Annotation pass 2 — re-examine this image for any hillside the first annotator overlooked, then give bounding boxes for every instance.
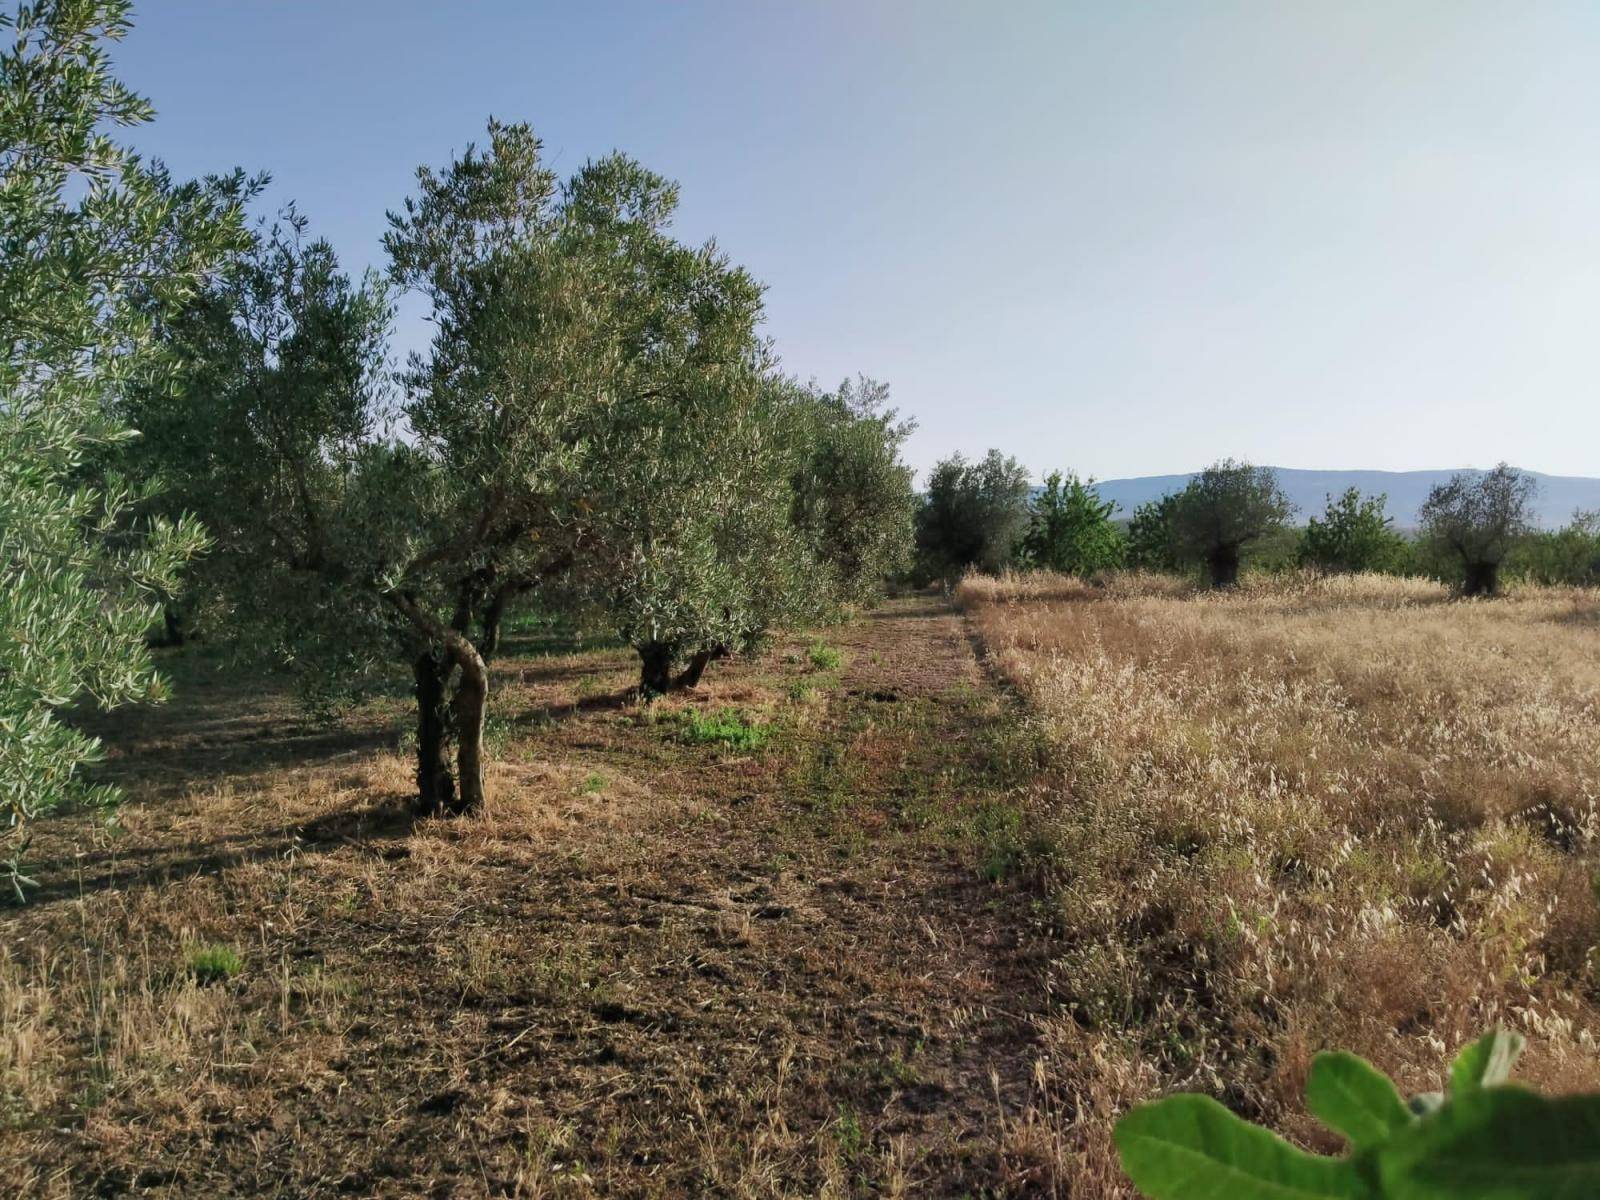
[1088,467,1600,527]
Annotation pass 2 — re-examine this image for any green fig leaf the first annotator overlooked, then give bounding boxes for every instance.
[1114,1094,1375,1200]
[1380,1086,1600,1199]
[1306,1051,1413,1150]
[1449,1030,1525,1096]
[1408,1091,1445,1118]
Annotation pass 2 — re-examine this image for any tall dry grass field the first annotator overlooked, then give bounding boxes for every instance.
[960,570,1600,1194]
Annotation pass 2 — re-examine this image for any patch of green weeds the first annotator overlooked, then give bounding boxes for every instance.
[186,943,243,984]
[807,640,844,670]
[675,707,772,751]
[482,713,517,757]
[834,1103,865,1160]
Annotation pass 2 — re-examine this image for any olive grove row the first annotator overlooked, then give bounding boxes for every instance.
[914,453,1560,595]
[1,2,916,890]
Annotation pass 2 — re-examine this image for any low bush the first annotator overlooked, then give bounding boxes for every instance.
[807,640,844,670]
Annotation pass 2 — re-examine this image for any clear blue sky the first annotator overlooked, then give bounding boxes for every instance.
[113,1,1600,482]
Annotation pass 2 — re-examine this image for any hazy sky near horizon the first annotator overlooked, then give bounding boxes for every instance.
[114,1,1600,482]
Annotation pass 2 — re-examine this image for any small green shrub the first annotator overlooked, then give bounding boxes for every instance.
[1115,1029,1600,1198]
[676,707,772,751]
[807,640,844,670]
[186,944,244,984]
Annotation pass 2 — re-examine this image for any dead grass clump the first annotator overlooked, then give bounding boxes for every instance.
[959,568,1600,1193]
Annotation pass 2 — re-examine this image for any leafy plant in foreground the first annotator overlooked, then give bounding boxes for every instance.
[0,0,248,895]
[1115,1030,1600,1199]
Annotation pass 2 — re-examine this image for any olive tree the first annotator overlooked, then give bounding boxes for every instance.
[1169,460,1294,588]
[601,367,816,697]
[914,450,1033,582]
[0,0,248,890]
[1418,464,1536,596]
[146,124,683,816]
[120,209,392,651]
[788,375,917,610]
[516,154,811,697]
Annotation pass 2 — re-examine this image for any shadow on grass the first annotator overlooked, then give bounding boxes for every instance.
[865,598,953,621]
[511,685,640,729]
[14,799,418,909]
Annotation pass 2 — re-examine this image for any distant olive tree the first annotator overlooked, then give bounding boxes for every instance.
[0,0,248,893]
[1170,460,1294,588]
[789,376,917,610]
[1126,494,1182,572]
[914,450,1033,582]
[1418,464,1536,596]
[602,369,816,698]
[1017,472,1125,576]
[120,208,392,652]
[648,374,916,695]
[1298,488,1409,574]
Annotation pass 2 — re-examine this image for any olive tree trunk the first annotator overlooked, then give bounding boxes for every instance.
[638,641,675,698]
[1463,559,1500,597]
[446,634,489,814]
[1207,546,1241,589]
[477,595,506,659]
[391,589,501,817]
[413,651,456,817]
[675,648,713,689]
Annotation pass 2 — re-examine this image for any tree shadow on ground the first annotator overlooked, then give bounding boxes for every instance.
[15,799,417,909]
[866,599,952,621]
[511,686,641,730]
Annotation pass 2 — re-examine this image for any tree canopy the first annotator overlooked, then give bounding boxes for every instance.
[1169,460,1295,588]
[0,0,249,892]
[1418,464,1536,596]
[1298,488,1409,574]
[914,450,1033,582]
[1017,471,1125,576]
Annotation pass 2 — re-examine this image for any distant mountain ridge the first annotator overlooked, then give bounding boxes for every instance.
[1085,468,1600,528]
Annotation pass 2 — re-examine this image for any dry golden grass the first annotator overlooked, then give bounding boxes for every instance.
[960,568,1600,1194]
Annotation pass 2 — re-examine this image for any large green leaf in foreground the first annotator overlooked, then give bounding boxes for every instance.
[1378,1087,1600,1200]
[1305,1051,1413,1152]
[1117,1030,1600,1200]
[1113,1094,1375,1200]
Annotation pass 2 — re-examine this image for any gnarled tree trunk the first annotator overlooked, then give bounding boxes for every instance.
[637,641,675,698]
[1463,559,1500,597]
[1207,546,1241,589]
[447,635,488,814]
[413,651,456,817]
[675,644,729,689]
[676,648,713,689]
[478,590,508,659]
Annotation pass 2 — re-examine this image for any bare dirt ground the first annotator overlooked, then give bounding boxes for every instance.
[3,597,1058,1198]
